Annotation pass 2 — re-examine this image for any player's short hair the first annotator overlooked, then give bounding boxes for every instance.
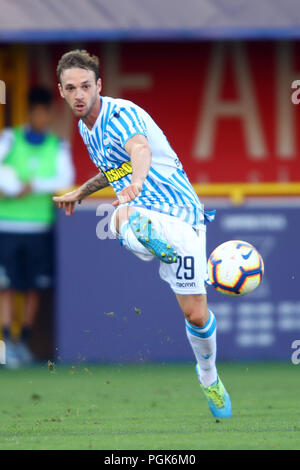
[57,50,100,84]
[28,86,53,108]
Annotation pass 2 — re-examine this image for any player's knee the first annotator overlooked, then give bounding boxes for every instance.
[114,206,136,234]
[180,295,209,327]
[184,309,208,327]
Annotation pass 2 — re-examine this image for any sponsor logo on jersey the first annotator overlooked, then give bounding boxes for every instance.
[104,162,132,183]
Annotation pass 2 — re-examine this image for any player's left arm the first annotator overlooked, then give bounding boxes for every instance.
[113,134,152,207]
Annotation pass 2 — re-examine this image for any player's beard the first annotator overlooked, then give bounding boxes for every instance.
[72,92,98,118]
[72,102,90,117]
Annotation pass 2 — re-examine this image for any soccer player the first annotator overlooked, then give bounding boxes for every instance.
[54,50,232,418]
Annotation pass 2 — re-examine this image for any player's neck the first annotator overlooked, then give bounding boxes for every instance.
[82,96,101,130]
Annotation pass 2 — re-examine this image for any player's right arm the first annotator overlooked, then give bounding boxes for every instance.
[53,170,109,216]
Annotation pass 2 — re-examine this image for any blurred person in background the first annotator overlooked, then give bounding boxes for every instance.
[0,86,75,368]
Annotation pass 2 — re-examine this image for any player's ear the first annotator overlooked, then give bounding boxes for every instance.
[97,78,102,95]
[58,83,65,99]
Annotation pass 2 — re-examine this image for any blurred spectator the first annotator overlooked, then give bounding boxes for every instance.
[0,86,75,367]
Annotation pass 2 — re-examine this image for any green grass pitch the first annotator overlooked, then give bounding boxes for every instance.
[0,361,299,450]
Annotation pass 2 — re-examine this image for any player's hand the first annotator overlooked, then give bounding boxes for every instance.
[112,182,142,207]
[53,189,82,216]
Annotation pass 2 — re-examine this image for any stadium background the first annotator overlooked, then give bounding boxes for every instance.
[0,1,300,364]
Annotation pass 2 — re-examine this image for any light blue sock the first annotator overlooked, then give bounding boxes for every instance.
[185,311,218,387]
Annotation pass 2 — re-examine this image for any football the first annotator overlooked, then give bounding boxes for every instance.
[207,240,264,296]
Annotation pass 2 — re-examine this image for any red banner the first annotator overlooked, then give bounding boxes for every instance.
[56,42,300,183]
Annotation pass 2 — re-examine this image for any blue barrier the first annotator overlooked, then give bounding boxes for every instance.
[56,199,300,362]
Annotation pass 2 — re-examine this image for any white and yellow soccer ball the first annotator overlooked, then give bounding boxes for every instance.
[207,240,264,296]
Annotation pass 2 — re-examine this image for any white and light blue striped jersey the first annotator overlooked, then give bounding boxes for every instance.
[78,96,212,226]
